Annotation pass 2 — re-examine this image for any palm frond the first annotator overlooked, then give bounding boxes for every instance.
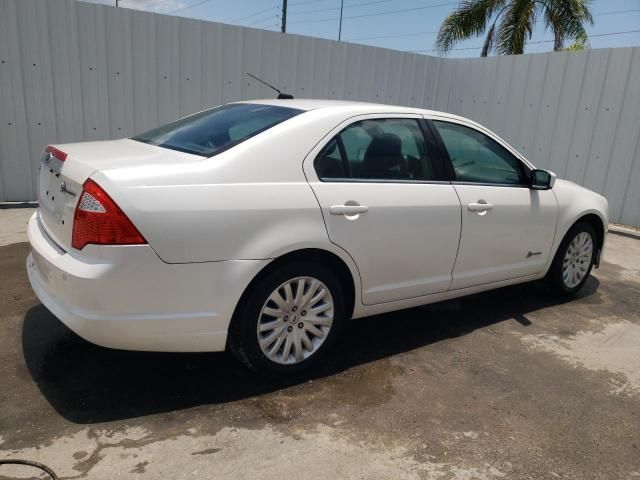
[544,0,593,50]
[497,0,537,55]
[435,0,593,56]
[435,0,508,54]
[561,31,589,51]
[481,22,497,56]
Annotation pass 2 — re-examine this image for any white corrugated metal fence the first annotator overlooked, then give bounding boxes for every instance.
[1,0,639,225]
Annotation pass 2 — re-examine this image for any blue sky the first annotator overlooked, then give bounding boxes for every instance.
[83,0,640,57]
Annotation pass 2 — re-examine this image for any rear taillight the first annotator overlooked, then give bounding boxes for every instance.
[72,179,146,250]
[45,145,68,162]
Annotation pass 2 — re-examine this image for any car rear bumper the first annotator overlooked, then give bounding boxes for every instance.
[26,211,269,352]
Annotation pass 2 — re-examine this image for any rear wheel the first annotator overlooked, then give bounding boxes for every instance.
[547,222,597,295]
[229,262,345,375]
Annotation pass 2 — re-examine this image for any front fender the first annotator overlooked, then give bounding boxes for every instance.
[547,179,609,269]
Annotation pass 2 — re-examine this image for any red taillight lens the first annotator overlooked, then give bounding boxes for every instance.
[46,145,68,162]
[72,179,146,250]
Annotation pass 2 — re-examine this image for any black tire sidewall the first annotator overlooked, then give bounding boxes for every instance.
[549,222,597,295]
[229,262,345,375]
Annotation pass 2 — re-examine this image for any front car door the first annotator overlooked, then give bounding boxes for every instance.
[428,118,559,290]
[304,114,461,305]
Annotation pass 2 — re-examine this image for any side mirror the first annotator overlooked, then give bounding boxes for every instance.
[530,169,556,190]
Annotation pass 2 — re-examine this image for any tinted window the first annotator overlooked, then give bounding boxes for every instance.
[433,121,526,185]
[132,103,302,157]
[316,118,436,181]
[316,138,346,178]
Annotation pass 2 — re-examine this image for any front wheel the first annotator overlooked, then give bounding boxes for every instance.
[228,262,345,375]
[546,222,597,295]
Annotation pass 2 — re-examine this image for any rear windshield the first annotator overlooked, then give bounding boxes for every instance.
[132,103,303,157]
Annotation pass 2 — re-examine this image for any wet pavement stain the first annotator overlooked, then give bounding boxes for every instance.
[191,448,221,456]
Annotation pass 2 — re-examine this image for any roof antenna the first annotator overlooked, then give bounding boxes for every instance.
[246,72,294,99]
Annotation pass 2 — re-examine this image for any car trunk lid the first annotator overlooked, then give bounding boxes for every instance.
[37,139,203,251]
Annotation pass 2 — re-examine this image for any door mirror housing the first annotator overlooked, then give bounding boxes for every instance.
[529,169,556,190]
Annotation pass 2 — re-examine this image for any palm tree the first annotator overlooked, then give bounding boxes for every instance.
[435,0,593,57]
[561,31,589,51]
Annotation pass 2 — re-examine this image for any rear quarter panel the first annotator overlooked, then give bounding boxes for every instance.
[91,109,357,264]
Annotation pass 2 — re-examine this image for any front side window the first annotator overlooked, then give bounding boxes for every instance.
[132,103,302,157]
[315,118,437,181]
[433,121,526,185]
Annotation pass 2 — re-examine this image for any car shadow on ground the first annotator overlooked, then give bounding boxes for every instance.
[22,277,599,424]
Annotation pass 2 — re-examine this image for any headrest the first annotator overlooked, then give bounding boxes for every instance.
[363,133,403,176]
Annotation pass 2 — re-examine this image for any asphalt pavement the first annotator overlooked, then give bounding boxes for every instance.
[1,208,639,479]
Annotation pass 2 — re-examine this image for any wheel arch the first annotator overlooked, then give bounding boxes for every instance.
[552,211,607,270]
[573,213,606,266]
[226,248,359,349]
[550,179,608,270]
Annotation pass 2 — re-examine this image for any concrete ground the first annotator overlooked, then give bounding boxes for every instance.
[1,208,639,480]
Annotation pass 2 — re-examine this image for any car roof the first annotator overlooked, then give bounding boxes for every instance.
[234,98,535,170]
[235,98,448,117]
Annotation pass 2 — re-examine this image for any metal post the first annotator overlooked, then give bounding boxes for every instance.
[115,0,119,7]
[338,0,344,41]
[281,0,287,33]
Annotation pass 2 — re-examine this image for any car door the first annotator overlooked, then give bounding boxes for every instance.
[304,114,461,305]
[429,118,558,290]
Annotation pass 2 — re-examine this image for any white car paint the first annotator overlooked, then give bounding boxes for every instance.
[27,99,609,352]
[27,210,269,352]
[450,184,558,290]
[304,114,461,304]
[310,181,461,305]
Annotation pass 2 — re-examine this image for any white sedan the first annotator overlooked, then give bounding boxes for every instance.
[27,99,608,374]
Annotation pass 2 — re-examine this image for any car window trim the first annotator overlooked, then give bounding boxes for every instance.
[450,180,531,188]
[335,135,352,177]
[425,118,531,187]
[311,178,453,185]
[421,119,455,181]
[314,116,450,183]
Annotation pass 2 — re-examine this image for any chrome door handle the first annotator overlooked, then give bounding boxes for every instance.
[330,205,369,215]
[467,202,493,212]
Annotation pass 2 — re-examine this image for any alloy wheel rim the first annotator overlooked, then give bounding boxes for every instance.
[562,232,593,288]
[257,276,334,365]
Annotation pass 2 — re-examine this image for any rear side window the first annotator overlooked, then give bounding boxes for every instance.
[315,118,437,181]
[132,103,303,157]
[433,121,526,185]
[316,138,347,178]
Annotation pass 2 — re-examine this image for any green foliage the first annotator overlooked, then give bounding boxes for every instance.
[561,32,590,51]
[435,0,593,56]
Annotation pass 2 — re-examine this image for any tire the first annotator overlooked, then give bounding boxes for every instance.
[546,222,597,296]
[228,261,345,375]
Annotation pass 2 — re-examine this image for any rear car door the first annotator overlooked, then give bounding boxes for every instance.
[304,114,461,305]
[429,118,558,290]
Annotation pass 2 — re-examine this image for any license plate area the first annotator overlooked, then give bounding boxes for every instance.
[31,247,54,286]
[39,154,65,218]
